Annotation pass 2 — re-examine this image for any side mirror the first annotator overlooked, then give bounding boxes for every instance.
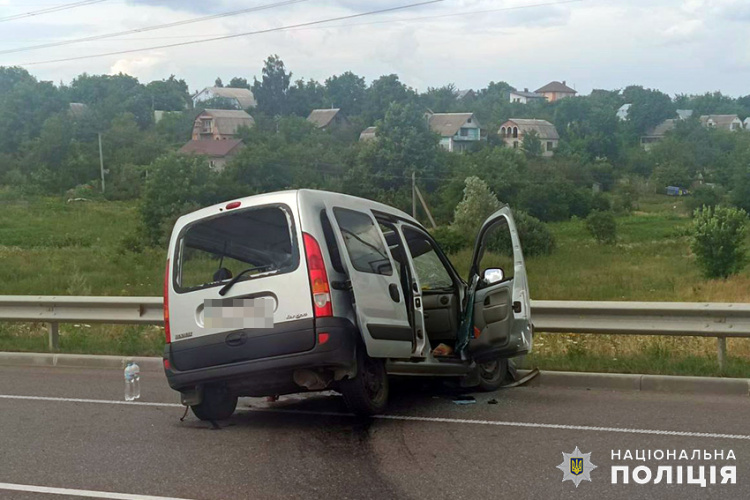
[483,268,504,284]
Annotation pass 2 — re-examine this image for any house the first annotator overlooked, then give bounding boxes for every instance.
[745,117,750,130]
[456,89,475,100]
[617,104,631,121]
[307,108,351,129]
[191,109,254,141]
[426,112,482,152]
[535,81,577,102]
[359,126,377,142]
[179,139,244,171]
[498,119,559,157]
[699,114,744,132]
[676,109,694,120]
[192,87,256,110]
[641,119,677,151]
[509,89,546,104]
[68,102,88,118]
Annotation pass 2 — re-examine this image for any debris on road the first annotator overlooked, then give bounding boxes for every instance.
[452,395,476,405]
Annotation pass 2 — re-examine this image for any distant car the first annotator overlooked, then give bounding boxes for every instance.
[163,189,532,419]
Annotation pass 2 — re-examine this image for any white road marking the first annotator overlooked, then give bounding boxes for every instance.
[2,393,750,441]
[0,482,194,499]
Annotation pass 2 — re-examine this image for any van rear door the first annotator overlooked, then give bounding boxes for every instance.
[167,200,314,371]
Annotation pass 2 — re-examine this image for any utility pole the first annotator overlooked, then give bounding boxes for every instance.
[412,171,416,218]
[98,132,105,193]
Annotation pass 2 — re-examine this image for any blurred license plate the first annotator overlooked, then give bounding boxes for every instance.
[204,298,274,329]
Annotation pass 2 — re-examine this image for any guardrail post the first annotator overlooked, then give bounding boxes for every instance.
[717,336,727,372]
[47,322,59,351]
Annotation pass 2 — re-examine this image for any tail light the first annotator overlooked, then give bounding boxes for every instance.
[302,232,332,318]
[163,259,171,344]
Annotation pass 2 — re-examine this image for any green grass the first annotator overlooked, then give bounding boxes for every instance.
[0,193,748,377]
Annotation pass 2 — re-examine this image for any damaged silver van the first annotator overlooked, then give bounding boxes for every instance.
[163,189,532,419]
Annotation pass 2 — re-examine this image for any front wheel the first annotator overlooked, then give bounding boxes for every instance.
[340,348,389,416]
[476,357,510,392]
[190,384,238,421]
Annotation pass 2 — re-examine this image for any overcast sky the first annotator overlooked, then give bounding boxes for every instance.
[1,0,748,97]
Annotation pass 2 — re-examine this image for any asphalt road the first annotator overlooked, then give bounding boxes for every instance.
[0,365,748,500]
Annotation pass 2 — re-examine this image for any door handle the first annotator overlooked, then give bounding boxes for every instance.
[388,283,401,303]
[512,301,522,313]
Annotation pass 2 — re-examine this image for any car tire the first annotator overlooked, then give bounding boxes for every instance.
[340,348,389,416]
[476,357,510,392]
[190,384,238,421]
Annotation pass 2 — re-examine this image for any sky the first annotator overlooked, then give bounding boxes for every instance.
[0,0,749,97]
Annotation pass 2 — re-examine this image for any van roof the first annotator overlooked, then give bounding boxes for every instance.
[173,189,421,228]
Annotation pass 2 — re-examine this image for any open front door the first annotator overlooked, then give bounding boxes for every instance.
[327,206,414,359]
[468,208,532,359]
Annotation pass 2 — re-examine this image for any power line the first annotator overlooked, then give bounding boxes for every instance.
[0,0,108,23]
[5,0,585,47]
[19,0,443,66]
[0,0,311,56]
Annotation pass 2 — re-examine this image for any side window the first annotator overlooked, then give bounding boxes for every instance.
[477,216,515,282]
[402,227,454,291]
[320,211,344,273]
[333,208,393,276]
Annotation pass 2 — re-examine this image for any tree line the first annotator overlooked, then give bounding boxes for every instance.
[1,56,750,254]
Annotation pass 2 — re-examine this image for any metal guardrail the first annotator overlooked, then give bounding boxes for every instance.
[0,297,748,369]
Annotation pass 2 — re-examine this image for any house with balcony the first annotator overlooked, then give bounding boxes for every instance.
[499,119,559,157]
[191,109,254,141]
[427,112,481,152]
[192,86,256,110]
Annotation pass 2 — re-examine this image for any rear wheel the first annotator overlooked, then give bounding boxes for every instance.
[190,384,238,421]
[477,357,509,392]
[340,348,389,416]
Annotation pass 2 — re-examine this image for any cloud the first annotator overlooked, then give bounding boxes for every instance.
[124,0,221,14]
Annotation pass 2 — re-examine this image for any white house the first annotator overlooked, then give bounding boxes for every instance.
[427,112,482,152]
[192,87,256,110]
[509,89,546,104]
[700,114,744,132]
[745,117,750,130]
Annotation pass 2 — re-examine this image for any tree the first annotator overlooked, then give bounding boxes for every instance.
[351,102,440,195]
[452,176,501,239]
[420,85,457,112]
[146,75,189,111]
[691,206,748,279]
[522,130,543,157]
[287,78,326,117]
[140,153,222,245]
[67,73,152,128]
[214,77,223,87]
[622,85,675,135]
[363,74,414,124]
[252,54,292,116]
[325,71,366,115]
[228,77,250,90]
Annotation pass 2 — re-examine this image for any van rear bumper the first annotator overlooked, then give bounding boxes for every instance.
[163,317,357,392]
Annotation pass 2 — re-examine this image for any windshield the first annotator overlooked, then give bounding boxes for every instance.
[175,205,298,292]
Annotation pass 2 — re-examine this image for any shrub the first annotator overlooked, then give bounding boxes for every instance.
[685,185,723,215]
[430,226,469,254]
[486,210,556,257]
[691,206,748,279]
[585,210,617,244]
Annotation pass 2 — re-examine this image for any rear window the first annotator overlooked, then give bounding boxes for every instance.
[175,204,298,292]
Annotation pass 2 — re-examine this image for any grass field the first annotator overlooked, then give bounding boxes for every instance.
[0,193,748,376]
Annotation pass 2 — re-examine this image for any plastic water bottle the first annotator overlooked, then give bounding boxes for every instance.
[124,362,140,401]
